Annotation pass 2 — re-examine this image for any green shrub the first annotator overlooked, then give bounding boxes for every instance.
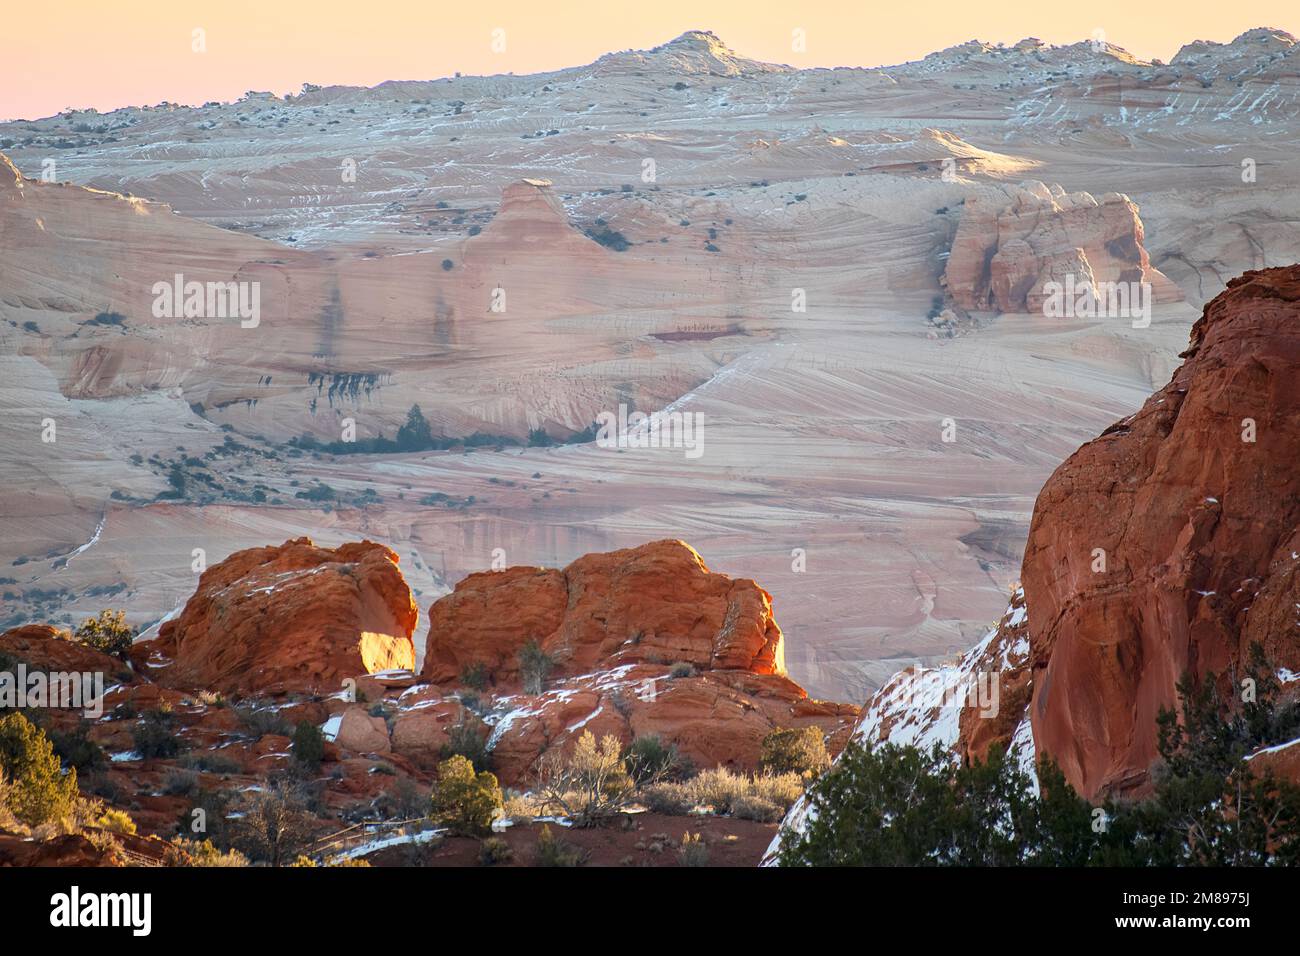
[624,734,679,785]
[459,661,488,691]
[235,705,290,739]
[46,722,105,772]
[441,718,491,773]
[584,225,630,252]
[759,726,830,777]
[533,823,587,866]
[668,661,694,679]
[478,836,514,865]
[430,755,502,836]
[74,609,135,658]
[292,721,325,770]
[132,709,184,759]
[0,711,79,826]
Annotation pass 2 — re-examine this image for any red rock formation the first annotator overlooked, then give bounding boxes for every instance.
[956,587,1032,765]
[422,539,784,684]
[1024,266,1300,800]
[420,540,856,784]
[0,828,174,867]
[137,538,417,696]
[943,180,1181,313]
[333,707,392,754]
[0,624,135,681]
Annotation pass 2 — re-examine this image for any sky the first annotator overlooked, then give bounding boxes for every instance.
[3,0,1295,120]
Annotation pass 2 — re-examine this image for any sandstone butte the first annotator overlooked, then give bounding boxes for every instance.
[889,266,1300,802]
[1023,265,1300,800]
[422,538,786,682]
[942,180,1182,314]
[133,537,418,696]
[419,539,857,783]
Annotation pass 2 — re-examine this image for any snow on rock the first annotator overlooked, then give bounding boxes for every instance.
[765,587,1034,864]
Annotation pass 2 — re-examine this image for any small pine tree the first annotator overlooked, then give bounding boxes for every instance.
[132,709,183,760]
[624,734,679,785]
[292,721,325,771]
[430,754,502,836]
[395,404,433,451]
[0,712,79,826]
[231,780,317,867]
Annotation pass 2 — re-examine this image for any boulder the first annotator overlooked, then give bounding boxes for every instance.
[333,707,391,754]
[420,541,858,785]
[422,539,784,684]
[137,538,417,696]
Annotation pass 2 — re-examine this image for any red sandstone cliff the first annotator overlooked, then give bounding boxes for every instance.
[847,266,1300,804]
[1023,265,1300,799]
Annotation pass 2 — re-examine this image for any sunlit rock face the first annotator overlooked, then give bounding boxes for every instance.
[944,181,1182,314]
[419,539,857,785]
[135,537,417,696]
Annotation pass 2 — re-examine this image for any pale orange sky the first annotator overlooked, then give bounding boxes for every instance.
[3,0,1295,120]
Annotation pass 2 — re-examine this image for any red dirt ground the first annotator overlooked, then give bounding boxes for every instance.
[364,813,777,867]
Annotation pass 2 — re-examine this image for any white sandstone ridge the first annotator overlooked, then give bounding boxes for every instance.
[942,180,1183,315]
[763,588,1037,864]
[908,35,1153,74]
[595,30,795,77]
[1172,27,1297,65]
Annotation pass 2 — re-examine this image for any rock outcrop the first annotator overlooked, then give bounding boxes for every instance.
[770,266,1300,861]
[422,539,784,684]
[943,181,1181,313]
[419,540,856,783]
[1023,266,1300,800]
[136,538,417,696]
[0,624,135,681]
